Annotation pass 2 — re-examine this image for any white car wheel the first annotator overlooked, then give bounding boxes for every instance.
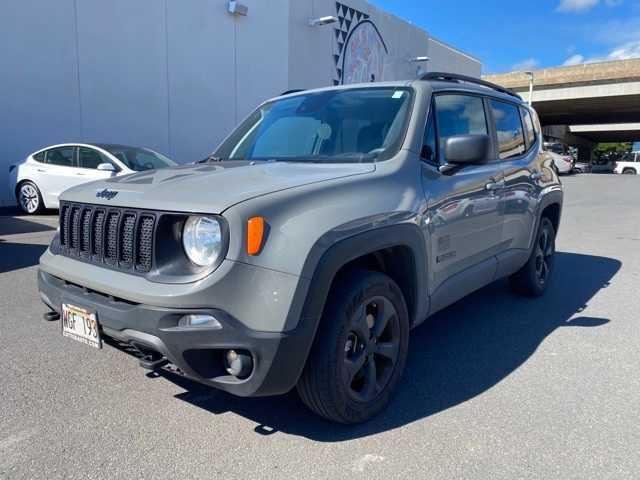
[18,182,43,214]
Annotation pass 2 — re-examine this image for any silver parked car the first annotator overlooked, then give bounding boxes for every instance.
[38,73,563,424]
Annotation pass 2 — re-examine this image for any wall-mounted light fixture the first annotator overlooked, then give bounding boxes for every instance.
[308,16,339,27]
[228,1,248,16]
[409,56,430,78]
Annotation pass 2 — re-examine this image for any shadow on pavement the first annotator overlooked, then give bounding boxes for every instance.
[0,215,56,236]
[139,251,621,441]
[0,214,55,273]
[0,239,48,274]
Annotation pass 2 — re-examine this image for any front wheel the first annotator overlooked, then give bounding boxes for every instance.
[17,181,44,215]
[297,270,409,424]
[510,217,556,297]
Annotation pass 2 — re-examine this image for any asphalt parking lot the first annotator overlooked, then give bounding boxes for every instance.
[1,175,639,479]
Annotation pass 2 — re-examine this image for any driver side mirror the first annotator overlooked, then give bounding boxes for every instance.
[97,163,116,172]
[444,134,490,165]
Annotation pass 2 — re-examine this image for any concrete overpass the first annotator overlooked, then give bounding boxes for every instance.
[484,59,640,146]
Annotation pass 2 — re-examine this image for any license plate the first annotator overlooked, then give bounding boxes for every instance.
[61,304,102,349]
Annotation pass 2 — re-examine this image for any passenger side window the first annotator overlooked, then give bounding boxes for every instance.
[78,147,110,169]
[421,109,438,165]
[45,147,75,167]
[521,108,536,149]
[434,95,487,163]
[33,152,45,163]
[490,100,526,160]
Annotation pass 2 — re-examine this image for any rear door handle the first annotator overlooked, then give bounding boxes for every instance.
[485,179,505,191]
[37,169,47,173]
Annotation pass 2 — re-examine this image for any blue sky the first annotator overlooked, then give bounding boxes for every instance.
[369,0,640,73]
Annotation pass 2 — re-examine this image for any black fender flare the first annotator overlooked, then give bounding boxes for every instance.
[529,188,563,252]
[260,222,428,395]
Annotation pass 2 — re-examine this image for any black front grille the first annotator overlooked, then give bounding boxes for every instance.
[58,202,157,273]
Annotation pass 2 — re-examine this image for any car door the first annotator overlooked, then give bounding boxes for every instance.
[421,93,505,313]
[35,146,79,207]
[489,101,541,277]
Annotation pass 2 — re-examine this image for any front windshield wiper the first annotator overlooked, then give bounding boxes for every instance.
[196,155,225,164]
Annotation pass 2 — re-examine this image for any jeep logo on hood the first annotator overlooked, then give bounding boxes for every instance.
[96,189,119,200]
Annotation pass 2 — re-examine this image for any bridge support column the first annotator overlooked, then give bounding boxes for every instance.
[577,146,593,163]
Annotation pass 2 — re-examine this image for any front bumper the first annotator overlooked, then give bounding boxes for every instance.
[38,270,317,397]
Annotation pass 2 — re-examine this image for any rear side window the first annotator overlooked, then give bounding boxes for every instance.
[521,108,536,149]
[78,147,110,169]
[490,100,526,160]
[434,95,487,161]
[45,147,75,167]
[33,152,45,163]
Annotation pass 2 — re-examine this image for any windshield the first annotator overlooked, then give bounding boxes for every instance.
[100,146,176,171]
[213,87,413,163]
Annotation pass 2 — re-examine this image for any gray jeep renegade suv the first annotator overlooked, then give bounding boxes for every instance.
[38,73,563,424]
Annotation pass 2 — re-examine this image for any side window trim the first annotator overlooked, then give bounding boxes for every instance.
[483,96,499,162]
[421,98,440,167]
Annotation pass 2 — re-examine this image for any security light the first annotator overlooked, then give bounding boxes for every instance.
[308,16,339,27]
[228,1,248,16]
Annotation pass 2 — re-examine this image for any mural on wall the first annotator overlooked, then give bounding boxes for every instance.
[333,2,388,85]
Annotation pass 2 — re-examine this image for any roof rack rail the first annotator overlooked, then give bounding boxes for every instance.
[281,89,306,96]
[420,72,522,100]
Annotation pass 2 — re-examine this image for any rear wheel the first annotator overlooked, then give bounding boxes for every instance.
[510,217,556,297]
[297,270,409,424]
[623,168,637,175]
[17,181,44,215]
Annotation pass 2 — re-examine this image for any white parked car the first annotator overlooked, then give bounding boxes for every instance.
[544,142,574,174]
[8,143,176,214]
[613,152,639,175]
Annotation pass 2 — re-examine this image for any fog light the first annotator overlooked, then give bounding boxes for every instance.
[224,350,253,379]
[178,314,222,329]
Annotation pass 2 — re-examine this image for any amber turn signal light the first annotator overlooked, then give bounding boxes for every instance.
[247,217,265,255]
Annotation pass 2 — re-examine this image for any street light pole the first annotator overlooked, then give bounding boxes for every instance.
[524,71,534,106]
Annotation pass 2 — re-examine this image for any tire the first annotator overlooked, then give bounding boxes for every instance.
[623,169,636,175]
[510,217,556,297]
[297,269,410,424]
[17,181,44,215]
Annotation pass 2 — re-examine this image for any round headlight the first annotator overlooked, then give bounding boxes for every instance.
[182,216,223,267]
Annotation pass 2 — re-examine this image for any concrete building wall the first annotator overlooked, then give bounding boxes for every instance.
[0,0,480,206]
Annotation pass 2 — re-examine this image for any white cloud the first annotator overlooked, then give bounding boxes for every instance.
[561,40,640,66]
[557,0,599,12]
[511,58,539,71]
[557,0,623,13]
[607,40,640,60]
[563,54,586,65]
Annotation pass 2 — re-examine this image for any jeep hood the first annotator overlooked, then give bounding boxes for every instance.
[60,161,376,213]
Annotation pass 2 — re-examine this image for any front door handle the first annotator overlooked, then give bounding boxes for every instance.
[485,179,505,192]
